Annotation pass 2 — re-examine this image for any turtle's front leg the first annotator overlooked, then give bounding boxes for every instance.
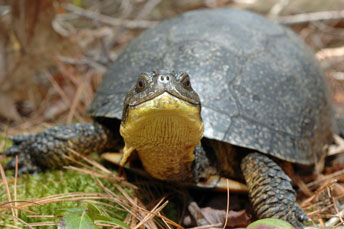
[241,153,309,227]
[1,122,117,174]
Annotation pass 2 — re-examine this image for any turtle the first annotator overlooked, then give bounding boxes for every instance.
[1,8,336,227]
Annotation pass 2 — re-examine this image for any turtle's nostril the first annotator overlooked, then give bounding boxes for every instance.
[159,75,170,83]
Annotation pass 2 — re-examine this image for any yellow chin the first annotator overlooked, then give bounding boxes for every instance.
[120,92,204,181]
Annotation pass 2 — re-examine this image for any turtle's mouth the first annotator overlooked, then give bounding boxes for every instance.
[119,92,204,181]
[125,92,201,122]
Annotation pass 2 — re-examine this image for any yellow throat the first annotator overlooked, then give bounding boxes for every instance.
[120,92,204,181]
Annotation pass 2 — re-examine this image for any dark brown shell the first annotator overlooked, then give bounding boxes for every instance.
[88,9,334,165]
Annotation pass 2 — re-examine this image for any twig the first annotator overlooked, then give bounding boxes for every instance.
[269,0,289,16]
[325,204,344,226]
[45,70,84,123]
[273,10,344,25]
[316,46,344,62]
[334,201,344,225]
[28,221,58,227]
[13,156,18,220]
[0,163,15,219]
[64,3,158,29]
[0,223,20,228]
[306,169,344,188]
[188,201,210,226]
[223,179,230,228]
[0,214,32,228]
[133,197,166,229]
[66,147,112,175]
[66,76,84,124]
[328,135,344,156]
[190,223,223,229]
[330,72,344,81]
[136,0,161,20]
[294,175,313,197]
[57,56,107,73]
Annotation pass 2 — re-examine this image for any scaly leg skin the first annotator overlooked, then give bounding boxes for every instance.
[1,122,116,174]
[241,153,309,228]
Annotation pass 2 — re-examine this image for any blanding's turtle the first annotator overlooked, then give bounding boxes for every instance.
[2,9,335,227]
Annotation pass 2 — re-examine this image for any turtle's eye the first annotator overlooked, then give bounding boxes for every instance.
[136,76,147,92]
[181,74,191,89]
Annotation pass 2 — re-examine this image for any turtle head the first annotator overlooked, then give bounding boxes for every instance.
[119,71,204,181]
[121,71,201,122]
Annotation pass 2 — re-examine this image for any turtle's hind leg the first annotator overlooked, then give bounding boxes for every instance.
[241,153,309,227]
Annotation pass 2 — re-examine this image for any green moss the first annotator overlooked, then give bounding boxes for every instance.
[0,135,12,149]
[0,169,133,227]
[0,136,12,166]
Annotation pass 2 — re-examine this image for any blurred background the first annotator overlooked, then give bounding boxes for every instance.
[0,1,344,227]
[0,0,343,134]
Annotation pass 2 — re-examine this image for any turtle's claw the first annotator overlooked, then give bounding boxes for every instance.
[3,144,20,156]
[2,133,50,173]
[1,134,33,156]
[9,134,32,144]
[296,205,310,223]
[4,156,17,170]
[4,152,41,174]
[2,122,116,174]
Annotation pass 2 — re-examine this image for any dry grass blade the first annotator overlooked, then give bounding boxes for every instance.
[96,181,140,221]
[113,183,183,228]
[301,179,344,226]
[302,180,337,208]
[223,179,230,229]
[63,155,95,172]
[317,47,344,62]
[28,221,57,227]
[133,198,167,229]
[46,70,71,108]
[135,202,184,229]
[66,76,84,124]
[64,3,158,29]
[331,195,344,226]
[0,163,14,218]
[328,135,344,156]
[157,210,172,229]
[64,148,137,188]
[14,192,111,209]
[95,175,181,228]
[274,10,344,24]
[190,223,223,229]
[0,214,32,228]
[45,70,84,123]
[294,175,313,197]
[66,147,113,175]
[13,156,18,220]
[136,0,161,20]
[0,223,21,229]
[306,169,344,189]
[0,202,38,215]
[0,122,10,150]
[326,207,344,227]
[26,215,55,218]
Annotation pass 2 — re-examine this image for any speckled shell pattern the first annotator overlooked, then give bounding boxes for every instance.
[88,9,334,165]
